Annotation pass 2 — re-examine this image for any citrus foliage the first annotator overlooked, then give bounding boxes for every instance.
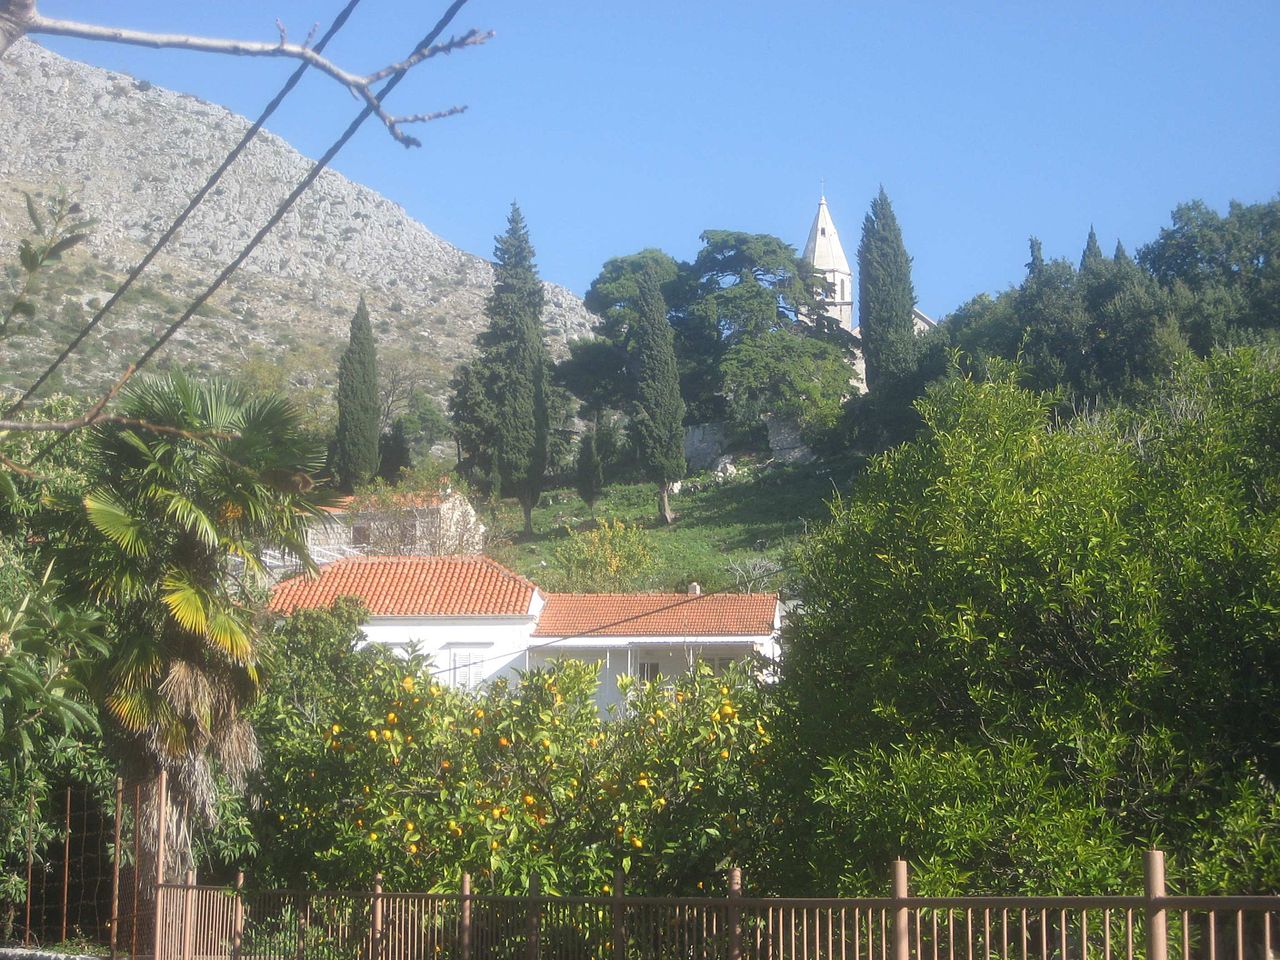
[775,350,1280,894]
[550,519,656,593]
[251,606,772,894]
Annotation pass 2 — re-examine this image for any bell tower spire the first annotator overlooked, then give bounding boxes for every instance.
[802,194,853,331]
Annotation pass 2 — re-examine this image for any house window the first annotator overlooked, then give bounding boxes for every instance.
[351,523,370,546]
[448,648,486,690]
[637,661,661,683]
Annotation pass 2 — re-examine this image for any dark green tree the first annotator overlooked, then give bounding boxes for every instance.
[1114,239,1133,266]
[333,298,379,492]
[1080,225,1105,272]
[857,188,918,393]
[630,269,686,524]
[377,418,413,483]
[1027,237,1045,276]
[574,428,604,515]
[480,202,549,536]
[448,360,496,484]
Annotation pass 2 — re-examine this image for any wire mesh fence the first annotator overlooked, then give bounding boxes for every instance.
[1,777,157,956]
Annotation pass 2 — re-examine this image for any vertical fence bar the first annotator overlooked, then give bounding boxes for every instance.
[371,873,383,960]
[111,777,123,960]
[152,770,168,960]
[232,872,244,960]
[130,783,141,960]
[181,869,195,960]
[527,875,541,960]
[729,867,743,960]
[612,869,625,960]
[893,861,910,960]
[1146,851,1168,960]
[460,873,472,960]
[24,792,35,947]
[61,785,72,943]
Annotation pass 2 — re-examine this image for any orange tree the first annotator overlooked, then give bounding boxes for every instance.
[248,605,774,894]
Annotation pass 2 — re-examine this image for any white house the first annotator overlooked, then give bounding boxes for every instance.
[268,555,782,712]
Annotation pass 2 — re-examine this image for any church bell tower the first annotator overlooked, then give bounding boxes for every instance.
[802,195,854,331]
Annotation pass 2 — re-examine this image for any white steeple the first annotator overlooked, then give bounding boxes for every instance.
[802,195,854,331]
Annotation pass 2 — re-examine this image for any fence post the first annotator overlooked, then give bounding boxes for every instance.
[23,792,34,947]
[1145,850,1168,960]
[892,859,910,960]
[232,872,244,960]
[181,869,195,960]
[61,785,72,943]
[111,777,123,960]
[371,873,384,960]
[728,867,743,960]
[527,875,541,960]
[152,770,168,960]
[460,872,472,960]
[612,869,626,960]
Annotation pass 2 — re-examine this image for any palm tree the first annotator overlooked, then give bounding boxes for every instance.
[70,374,327,826]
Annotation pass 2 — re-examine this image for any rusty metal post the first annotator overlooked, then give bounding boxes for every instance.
[892,860,910,960]
[371,873,384,960]
[526,874,541,960]
[460,873,472,960]
[1146,850,1168,960]
[111,777,123,960]
[612,869,626,960]
[23,792,34,946]
[61,785,72,943]
[181,869,195,960]
[728,867,743,960]
[130,783,142,960]
[152,770,168,960]
[231,872,245,960]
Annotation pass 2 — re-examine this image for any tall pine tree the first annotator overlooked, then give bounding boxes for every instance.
[630,267,686,524]
[857,188,917,393]
[479,202,549,536]
[1080,225,1105,272]
[333,297,379,492]
[575,426,604,515]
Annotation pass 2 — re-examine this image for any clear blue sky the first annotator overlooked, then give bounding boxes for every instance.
[35,0,1280,318]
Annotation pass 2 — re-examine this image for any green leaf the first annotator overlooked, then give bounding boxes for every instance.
[83,492,150,556]
[46,233,89,259]
[23,191,43,234]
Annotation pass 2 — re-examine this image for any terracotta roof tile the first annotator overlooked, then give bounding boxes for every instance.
[269,556,537,617]
[533,593,779,638]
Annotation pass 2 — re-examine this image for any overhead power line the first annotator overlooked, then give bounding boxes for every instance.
[5,0,366,419]
[27,0,480,467]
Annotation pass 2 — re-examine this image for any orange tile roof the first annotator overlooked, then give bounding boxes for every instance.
[533,593,779,638]
[269,556,538,617]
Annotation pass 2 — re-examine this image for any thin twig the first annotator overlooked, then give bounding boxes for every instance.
[26,14,491,146]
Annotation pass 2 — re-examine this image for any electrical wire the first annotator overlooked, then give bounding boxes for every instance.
[4,0,366,419]
[26,0,474,467]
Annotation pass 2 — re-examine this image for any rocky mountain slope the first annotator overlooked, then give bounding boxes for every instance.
[0,40,595,417]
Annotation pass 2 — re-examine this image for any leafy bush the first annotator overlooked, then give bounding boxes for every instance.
[249,606,773,895]
[549,519,656,593]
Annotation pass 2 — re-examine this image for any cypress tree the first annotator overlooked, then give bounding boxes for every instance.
[1027,237,1045,277]
[479,202,549,536]
[333,297,379,492]
[1080,226,1105,272]
[575,427,604,515]
[857,187,917,393]
[1114,239,1134,267]
[630,267,686,524]
[377,418,413,483]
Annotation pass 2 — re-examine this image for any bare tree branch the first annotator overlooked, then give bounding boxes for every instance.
[1,1,490,146]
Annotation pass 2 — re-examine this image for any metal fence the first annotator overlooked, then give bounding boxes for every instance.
[153,855,1280,960]
[3,777,156,956]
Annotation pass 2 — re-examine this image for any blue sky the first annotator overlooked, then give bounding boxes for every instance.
[35,1,1280,318]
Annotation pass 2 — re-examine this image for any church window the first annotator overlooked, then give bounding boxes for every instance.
[839,279,845,299]
[820,227,826,237]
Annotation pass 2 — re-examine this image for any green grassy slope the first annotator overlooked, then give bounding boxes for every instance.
[484,456,863,595]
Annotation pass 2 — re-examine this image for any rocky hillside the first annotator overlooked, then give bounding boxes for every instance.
[0,40,595,417]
